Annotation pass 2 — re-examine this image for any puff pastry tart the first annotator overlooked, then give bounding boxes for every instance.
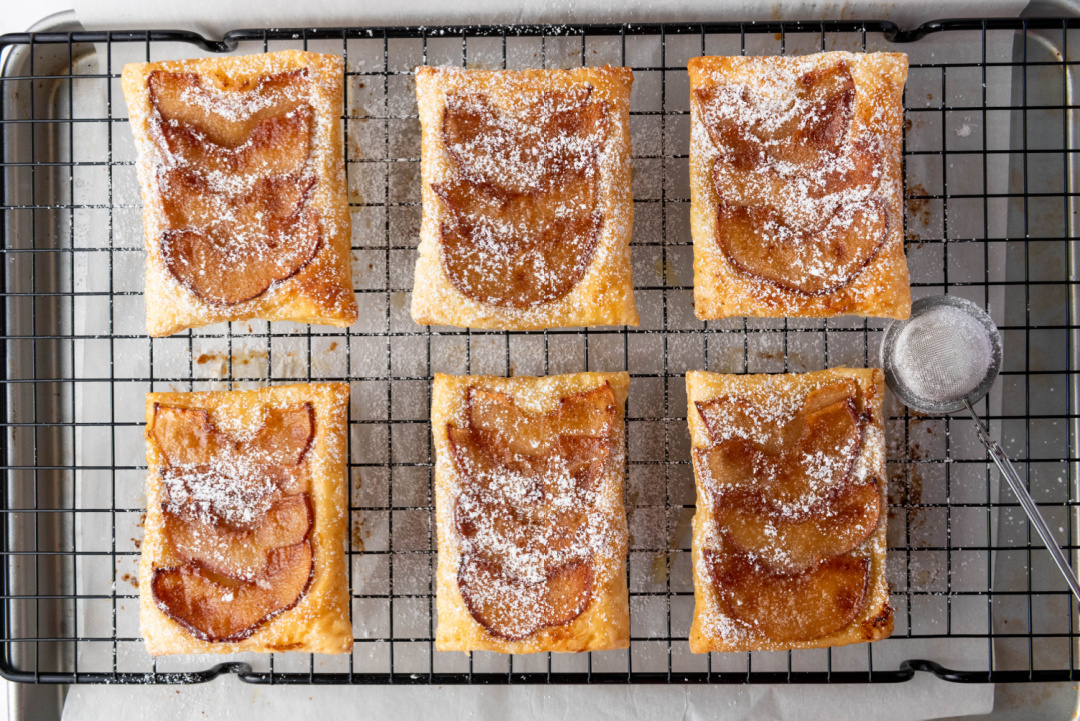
[432,372,630,652]
[140,383,352,655]
[122,50,357,337]
[689,52,910,320]
[686,368,893,652]
[411,67,638,330]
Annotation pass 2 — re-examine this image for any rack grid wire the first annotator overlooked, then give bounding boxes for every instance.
[0,17,1077,685]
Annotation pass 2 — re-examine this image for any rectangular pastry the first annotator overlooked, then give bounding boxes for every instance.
[411,66,638,330]
[139,383,353,655]
[688,52,910,320]
[686,368,893,652]
[432,372,630,652]
[122,50,358,337]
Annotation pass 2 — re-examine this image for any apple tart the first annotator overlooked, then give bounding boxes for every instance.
[686,368,893,652]
[688,52,910,320]
[139,383,352,655]
[432,372,630,653]
[122,50,357,337]
[411,67,638,330]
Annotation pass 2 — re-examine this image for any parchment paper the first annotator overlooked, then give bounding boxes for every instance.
[56,0,1034,718]
[69,0,1030,38]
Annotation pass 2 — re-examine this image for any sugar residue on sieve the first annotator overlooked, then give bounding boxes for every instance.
[892,304,994,405]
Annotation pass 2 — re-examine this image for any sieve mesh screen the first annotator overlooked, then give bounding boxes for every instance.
[891,305,994,405]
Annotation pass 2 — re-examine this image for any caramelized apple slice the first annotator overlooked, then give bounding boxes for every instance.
[694,396,764,447]
[466,383,615,453]
[163,493,313,580]
[442,89,608,194]
[447,425,501,478]
[242,403,315,467]
[556,436,611,493]
[149,70,309,143]
[152,540,313,642]
[458,556,544,640]
[779,399,863,502]
[715,482,882,571]
[161,464,285,530]
[800,380,861,416]
[716,199,887,296]
[696,382,860,443]
[558,383,616,437]
[154,107,313,176]
[776,62,855,165]
[158,168,316,231]
[151,404,229,466]
[148,70,313,175]
[436,175,602,309]
[693,85,760,171]
[467,388,554,457]
[458,556,594,640]
[542,560,594,628]
[694,398,861,507]
[694,62,854,171]
[161,206,321,306]
[705,549,869,643]
[455,497,589,565]
[457,384,615,494]
[697,62,880,204]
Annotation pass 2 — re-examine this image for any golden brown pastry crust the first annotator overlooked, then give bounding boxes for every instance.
[432,372,630,653]
[122,50,357,337]
[686,368,893,653]
[411,67,638,330]
[689,53,910,320]
[140,383,353,655]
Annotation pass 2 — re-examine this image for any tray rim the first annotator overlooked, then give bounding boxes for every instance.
[0,15,1077,687]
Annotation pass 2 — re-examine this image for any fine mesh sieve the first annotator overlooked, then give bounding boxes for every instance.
[881,295,1001,414]
[881,295,1080,600]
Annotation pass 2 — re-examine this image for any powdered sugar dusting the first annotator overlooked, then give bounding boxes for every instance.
[162,463,280,530]
[446,381,625,642]
[690,53,907,317]
[123,51,356,335]
[436,87,607,309]
[412,67,636,329]
[690,372,889,647]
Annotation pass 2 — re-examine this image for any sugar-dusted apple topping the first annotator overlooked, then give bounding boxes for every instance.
[716,198,887,296]
[150,403,317,640]
[147,69,321,306]
[152,541,314,643]
[704,549,869,643]
[458,556,594,642]
[447,384,617,640]
[694,59,889,296]
[708,478,881,572]
[694,379,883,642]
[437,89,609,309]
[163,493,312,581]
[695,382,864,513]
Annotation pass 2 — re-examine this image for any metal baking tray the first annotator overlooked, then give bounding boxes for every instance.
[0,14,1078,694]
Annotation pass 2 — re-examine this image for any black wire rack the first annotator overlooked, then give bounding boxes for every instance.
[0,17,1077,686]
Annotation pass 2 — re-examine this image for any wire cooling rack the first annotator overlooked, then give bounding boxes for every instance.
[0,17,1077,685]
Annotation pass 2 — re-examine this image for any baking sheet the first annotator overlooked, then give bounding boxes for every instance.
[38,12,1042,718]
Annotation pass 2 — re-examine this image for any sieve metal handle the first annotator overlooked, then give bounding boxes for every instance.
[965,400,1080,601]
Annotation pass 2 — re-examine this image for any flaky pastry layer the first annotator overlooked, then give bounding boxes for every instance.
[412,67,638,330]
[139,383,353,655]
[432,372,630,653]
[122,50,357,337]
[689,52,910,320]
[686,368,893,652]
